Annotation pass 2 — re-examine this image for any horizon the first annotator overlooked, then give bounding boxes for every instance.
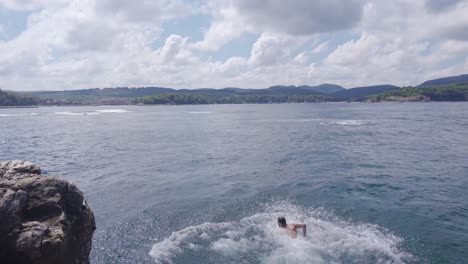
[1,0,468,91]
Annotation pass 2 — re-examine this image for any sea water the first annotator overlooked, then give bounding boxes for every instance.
[1,103,467,263]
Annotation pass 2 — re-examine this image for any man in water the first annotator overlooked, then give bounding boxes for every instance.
[277,217,307,238]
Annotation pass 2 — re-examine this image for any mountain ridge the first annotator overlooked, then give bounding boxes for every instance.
[419,74,468,86]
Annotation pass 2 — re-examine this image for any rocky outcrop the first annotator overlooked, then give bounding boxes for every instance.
[0,160,95,264]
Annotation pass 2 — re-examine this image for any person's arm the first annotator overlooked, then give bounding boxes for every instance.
[293,223,307,237]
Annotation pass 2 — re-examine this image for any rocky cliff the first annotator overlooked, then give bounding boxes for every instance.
[0,160,95,264]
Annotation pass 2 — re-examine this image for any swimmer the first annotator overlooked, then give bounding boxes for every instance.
[277,217,307,238]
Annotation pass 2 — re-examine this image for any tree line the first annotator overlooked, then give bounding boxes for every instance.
[368,84,468,102]
[0,89,38,106]
[132,94,333,105]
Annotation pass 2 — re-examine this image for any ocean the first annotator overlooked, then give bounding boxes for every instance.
[1,103,467,263]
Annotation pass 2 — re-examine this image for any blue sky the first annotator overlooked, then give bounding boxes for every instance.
[0,0,467,91]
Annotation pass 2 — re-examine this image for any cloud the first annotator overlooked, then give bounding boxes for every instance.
[0,0,67,10]
[230,0,365,35]
[294,52,308,64]
[312,42,329,54]
[94,0,191,23]
[216,56,248,77]
[193,0,365,51]
[249,33,305,66]
[1,0,468,91]
[307,0,468,87]
[425,0,463,12]
[191,8,244,51]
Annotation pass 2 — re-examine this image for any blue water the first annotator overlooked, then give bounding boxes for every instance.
[1,103,467,263]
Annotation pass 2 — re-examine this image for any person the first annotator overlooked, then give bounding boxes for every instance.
[277,217,307,238]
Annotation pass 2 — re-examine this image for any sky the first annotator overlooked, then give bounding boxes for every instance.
[0,0,468,91]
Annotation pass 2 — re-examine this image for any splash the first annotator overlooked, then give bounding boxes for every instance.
[149,202,411,264]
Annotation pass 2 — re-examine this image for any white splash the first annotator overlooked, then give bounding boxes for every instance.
[149,202,411,264]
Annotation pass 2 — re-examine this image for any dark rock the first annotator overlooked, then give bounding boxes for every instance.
[0,160,95,264]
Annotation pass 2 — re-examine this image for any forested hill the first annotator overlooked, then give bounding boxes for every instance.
[368,84,468,102]
[8,73,468,105]
[28,83,344,100]
[0,89,38,106]
[419,74,468,86]
[332,85,397,100]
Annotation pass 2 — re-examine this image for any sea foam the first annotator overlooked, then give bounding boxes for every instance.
[188,111,214,114]
[0,113,37,117]
[149,202,411,264]
[95,109,131,113]
[333,120,367,126]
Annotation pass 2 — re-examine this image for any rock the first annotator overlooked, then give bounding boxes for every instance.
[0,161,95,264]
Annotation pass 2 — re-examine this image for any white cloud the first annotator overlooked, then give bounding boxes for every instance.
[191,8,244,51]
[230,0,364,35]
[0,0,67,10]
[249,33,306,66]
[307,0,468,87]
[312,42,329,54]
[425,0,463,12]
[294,52,308,65]
[1,0,468,90]
[217,56,248,77]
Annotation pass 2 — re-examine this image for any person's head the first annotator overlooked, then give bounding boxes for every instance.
[277,217,287,228]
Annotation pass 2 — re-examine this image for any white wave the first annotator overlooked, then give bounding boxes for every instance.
[55,111,86,116]
[333,120,366,126]
[0,113,38,117]
[149,202,411,264]
[95,109,131,113]
[188,111,214,114]
[278,119,321,122]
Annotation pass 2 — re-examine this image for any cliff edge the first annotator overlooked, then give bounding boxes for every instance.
[0,160,95,264]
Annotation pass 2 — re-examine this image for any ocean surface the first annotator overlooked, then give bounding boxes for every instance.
[1,103,467,263]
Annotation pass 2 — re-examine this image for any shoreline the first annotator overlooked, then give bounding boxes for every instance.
[1,100,467,108]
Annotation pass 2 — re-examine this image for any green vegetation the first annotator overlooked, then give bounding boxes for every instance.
[133,93,332,105]
[136,94,214,105]
[368,84,468,102]
[9,73,468,105]
[0,89,38,106]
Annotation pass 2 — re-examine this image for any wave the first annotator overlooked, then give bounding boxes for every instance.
[0,113,38,117]
[333,120,368,126]
[55,111,89,116]
[188,111,215,114]
[149,202,411,264]
[278,119,321,122]
[95,109,131,113]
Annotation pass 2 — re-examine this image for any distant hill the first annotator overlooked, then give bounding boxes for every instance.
[300,83,345,94]
[369,84,468,102]
[332,85,398,100]
[26,85,331,102]
[419,74,468,86]
[28,87,176,100]
[264,84,344,94]
[0,89,38,106]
